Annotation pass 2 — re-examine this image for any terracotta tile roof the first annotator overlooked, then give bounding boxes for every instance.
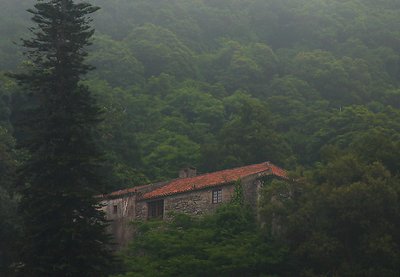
[141,161,287,200]
[268,163,287,179]
[98,184,151,199]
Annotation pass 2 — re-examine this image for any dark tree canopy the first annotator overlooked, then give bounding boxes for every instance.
[12,0,113,275]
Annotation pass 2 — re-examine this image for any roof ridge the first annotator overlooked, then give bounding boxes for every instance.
[100,161,286,200]
[141,161,283,200]
[173,161,270,181]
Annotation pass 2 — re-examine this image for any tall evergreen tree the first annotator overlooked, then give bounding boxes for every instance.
[12,1,113,275]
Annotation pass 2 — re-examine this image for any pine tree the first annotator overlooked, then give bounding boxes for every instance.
[12,1,113,275]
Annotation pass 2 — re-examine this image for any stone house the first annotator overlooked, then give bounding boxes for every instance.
[100,161,287,248]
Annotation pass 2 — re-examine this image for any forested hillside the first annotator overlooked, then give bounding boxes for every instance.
[1,0,400,275]
[1,0,400,185]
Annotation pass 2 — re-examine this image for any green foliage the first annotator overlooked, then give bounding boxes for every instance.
[0,125,16,190]
[124,24,196,79]
[87,35,145,88]
[0,186,21,275]
[202,40,279,93]
[260,157,400,276]
[0,121,20,275]
[11,1,114,275]
[289,50,371,105]
[205,92,293,170]
[0,0,394,183]
[116,203,286,277]
[231,179,244,205]
[142,129,201,180]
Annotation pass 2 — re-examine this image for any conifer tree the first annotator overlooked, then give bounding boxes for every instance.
[12,1,113,275]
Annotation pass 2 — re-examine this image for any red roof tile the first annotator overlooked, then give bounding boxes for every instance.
[268,163,287,179]
[98,183,152,199]
[141,161,287,200]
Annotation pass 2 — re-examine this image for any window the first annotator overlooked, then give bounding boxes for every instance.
[113,205,118,214]
[148,200,164,219]
[212,189,222,204]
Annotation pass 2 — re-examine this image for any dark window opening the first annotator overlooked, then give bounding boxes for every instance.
[212,189,222,204]
[148,200,164,219]
[113,205,118,214]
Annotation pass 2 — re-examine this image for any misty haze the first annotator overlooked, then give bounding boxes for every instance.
[1,0,400,276]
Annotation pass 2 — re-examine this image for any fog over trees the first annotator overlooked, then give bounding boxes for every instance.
[0,0,399,276]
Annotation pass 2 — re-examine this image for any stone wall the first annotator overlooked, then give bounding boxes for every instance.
[102,173,271,248]
[101,194,136,249]
[135,200,147,220]
[241,175,264,210]
[136,176,265,220]
[164,184,235,218]
[136,185,235,220]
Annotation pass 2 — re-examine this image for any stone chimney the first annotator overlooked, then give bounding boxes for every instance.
[179,167,197,178]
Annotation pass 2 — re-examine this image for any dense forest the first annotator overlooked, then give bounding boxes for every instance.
[1,0,400,276]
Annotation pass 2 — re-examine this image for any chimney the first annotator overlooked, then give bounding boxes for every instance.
[179,167,197,178]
